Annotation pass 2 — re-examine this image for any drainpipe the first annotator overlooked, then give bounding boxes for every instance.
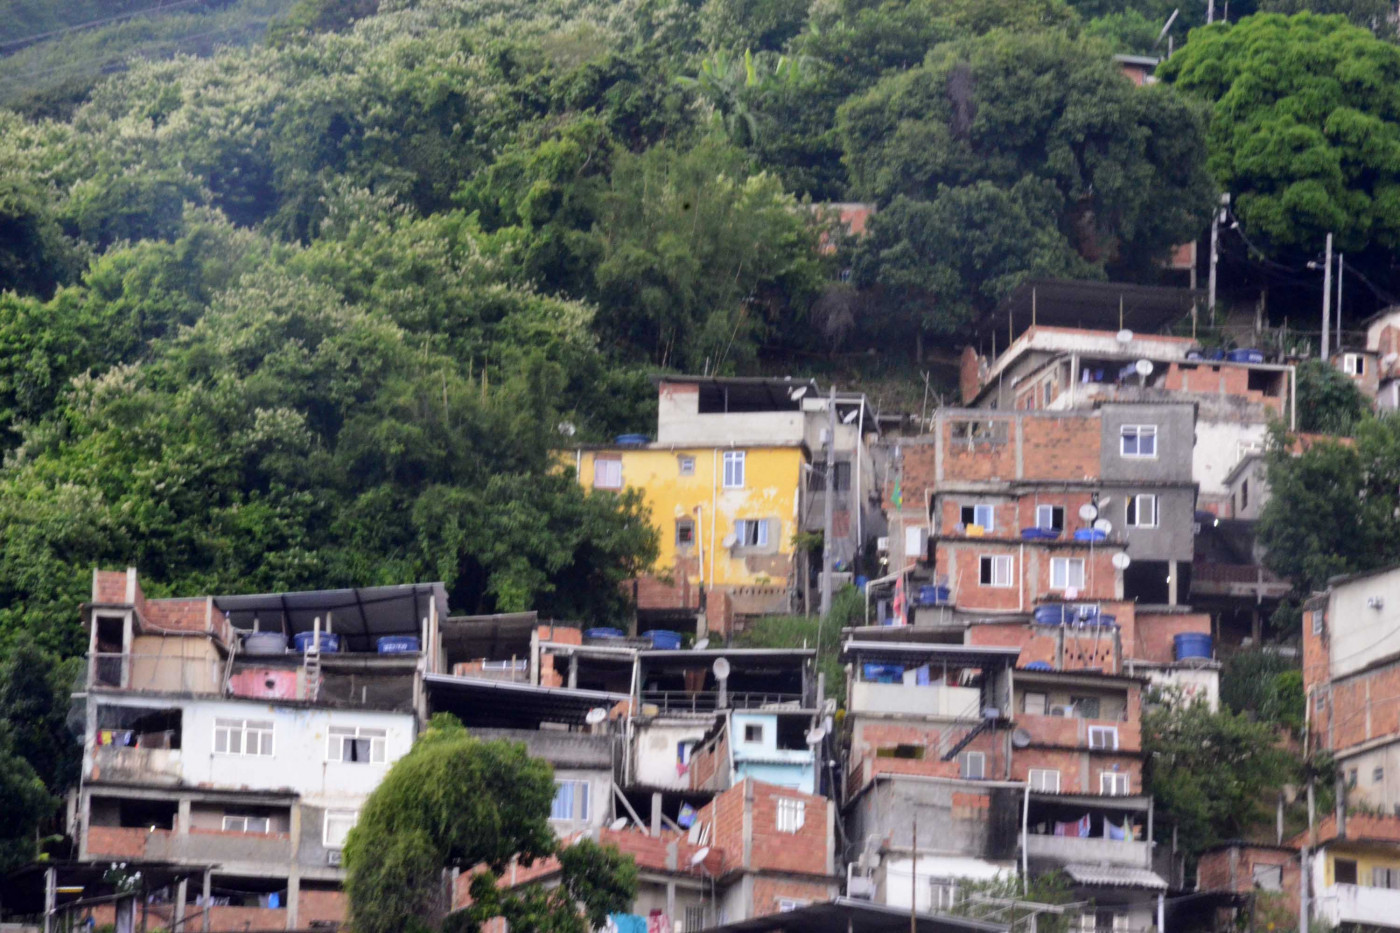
[855,397,866,571]
[1021,782,1031,890]
[711,450,719,607]
[694,505,706,615]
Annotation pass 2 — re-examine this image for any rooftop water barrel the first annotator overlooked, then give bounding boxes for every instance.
[242,632,287,656]
[293,631,341,654]
[1174,632,1213,660]
[377,636,421,654]
[615,434,650,447]
[1227,348,1265,364]
[1033,605,1068,625]
[586,627,626,640]
[646,630,683,650]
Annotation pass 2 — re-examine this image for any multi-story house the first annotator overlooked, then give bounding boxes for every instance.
[568,375,880,631]
[77,568,446,931]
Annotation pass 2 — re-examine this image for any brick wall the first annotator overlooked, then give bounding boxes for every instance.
[86,825,152,858]
[1161,362,1286,413]
[938,543,1121,609]
[93,569,128,604]
[298,888,348,925]
[850,721,1004,787]
[1320,661,1400,752]
[689,728,730,791]
[1018,713,1142,754]
[961,347,983,404]
[1008,747,1143,794]
[1133,611,1210,664]
[1021,416,1102,480]
[743,782,831,876]
[967,620,1124,673]
[751,877,836,916]
[1303,599,1330,694]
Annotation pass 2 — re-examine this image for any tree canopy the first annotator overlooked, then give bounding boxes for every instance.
[345,714,636,933]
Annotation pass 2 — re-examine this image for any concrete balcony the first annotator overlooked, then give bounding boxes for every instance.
[1314,883,1400,928]
[86,825,294,867]
[1024,832,1151,868]
[468,728,613,770]
[849,681,982,718]
[90,746,183,785]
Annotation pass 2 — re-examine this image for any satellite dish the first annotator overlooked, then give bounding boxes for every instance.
[1135,359,1154,377]
[806,727,827,746]
[694,637,710,651]
[712,657,731,680]
[1097,496,1112,508]
[1094,518,1112,535]
[609,817,629,831]
[557,421,577,437]
[789,386,809,400]
[690,847,712,868]
[842,409,859,424]
[1116,329,1134,344]
[823,715,834,734]
[585,707,608,725]
[722,533,738,548]
[1078,504,1098,522]
[1012,728,1032,749]
[1112,552,1132,570]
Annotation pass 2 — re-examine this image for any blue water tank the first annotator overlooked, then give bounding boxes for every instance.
[1033,605,1069,625]
[855,575,870,591]
[377,636,421,654]
[1023,661,1054,671]
[615,434,650,447]
[1174,633,1213,660]
[293,631,341,654]
[918,584,951,605]
[586,627,626,640]
[646,630,683,650]
[1227,348,1265,364]
[1073,528,1107,543]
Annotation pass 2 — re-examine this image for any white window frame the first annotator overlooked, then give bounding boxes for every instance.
[327,725,387,764]
[1088,726,1119,750]
[1312,611,1324,636]
[962,504,995,532]
[593,458,622,490]
[1345,354,1366,376]
[678,455,696,476]
[1029,769,1060,792]
[1120,425,1157,459]
[214,719,274,757]
[734,518,770,549]
[1100,772,1130,795]
[481,659,527,671]
[1050,558,1086,591]
[1125,494,1158,529]
[722,451,746,488]
[323,809,358,849]
[979,554,1014,588]
[1023,692,1048,716]
[222,815,271,834]
[1035,505,1063,531]
[776,797,805,833]
[930,881,960,912]
[959,751,986,780]
[550,779,591,823]
[676,518,696,548]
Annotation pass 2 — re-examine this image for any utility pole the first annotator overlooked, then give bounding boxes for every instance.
[1337,253,1345,347]
[911,808,918,933]
[1322,233,1334,361]
[1207,0,1214,22]
[820,386,836,618]
[1209,193,1229,320]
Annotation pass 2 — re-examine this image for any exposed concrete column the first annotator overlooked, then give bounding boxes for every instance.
[651,792,662,837]
[177,799,191,835]
[568,655,579,690]
[285,870,300,931]
[1014,416,1025,480]
[1168,560,1179,606]
[742,780,754,870]
[201,870,212,933]
[43,865,56,933]
[666,880,676,920]
[174,878,188,933]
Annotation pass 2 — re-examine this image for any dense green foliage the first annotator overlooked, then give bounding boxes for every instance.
[1163,14,1400,260]
[1220,651,1305,734]
[1143,699,1297,857]
[1294,360,1372,434]
[736,584,863,700]
[1257,420,1400,594]
[345,714,636,933]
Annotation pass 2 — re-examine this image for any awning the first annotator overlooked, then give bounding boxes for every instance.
[842,640,1021,668]
[441,612,540,660]
[979,279,1202,346]
[425,674,628,729]
[215,583,448,654]
[698,897,1009,933]
[1064,864,1168,890]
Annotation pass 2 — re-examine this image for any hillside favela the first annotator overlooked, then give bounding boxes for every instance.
[4,1,1400,933]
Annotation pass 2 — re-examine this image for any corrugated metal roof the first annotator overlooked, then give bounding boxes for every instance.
[1064,864,1168,890]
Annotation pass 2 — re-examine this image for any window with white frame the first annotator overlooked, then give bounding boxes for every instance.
[550,779,591,822]
[324,810,358,849]
[1036,505,1065,531]
[776,797,805,833]
[1023,692,1048,716]
[979,555,1014,587]
[930,882,960,912]
[214,718,273,757]
[327,725,386,764]
[593,458,622,489]
[222,815,271,834]
[734,518,770,549]
[683,906,707,932]
[1100,772,1129,795]
[1029,769,1060,792]
[678,455,696,476]
[1125,494,1158,528]
[1087,726,1119,750]
[1345,354,1366,376]
[1312,611,1324,636]
[961,504,995,532]
[1373,867,1400,889]
[722,451,746,488]
[1050,558,1086,590]
[959,751,986,780]
[1120,425,1157,458]
[744,723,764,743]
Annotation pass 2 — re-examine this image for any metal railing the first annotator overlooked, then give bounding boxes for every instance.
[639,690,804,713]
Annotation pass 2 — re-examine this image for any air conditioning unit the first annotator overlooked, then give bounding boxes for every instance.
[848,876,876,900]
[327,850,343,867]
